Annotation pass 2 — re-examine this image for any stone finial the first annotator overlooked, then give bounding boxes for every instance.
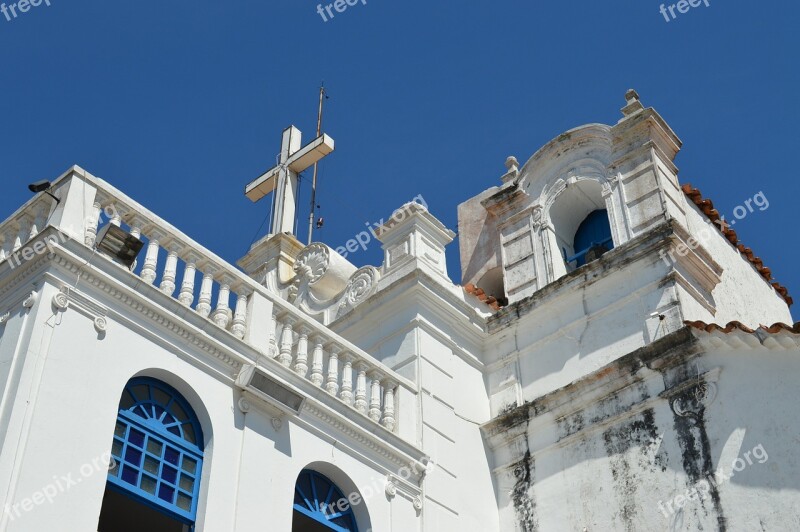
[502,156,520,184]
[621,88,645,118]
[625,89,640,103]
[505,156,519,173]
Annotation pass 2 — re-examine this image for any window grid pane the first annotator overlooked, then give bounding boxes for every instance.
[106,378,204,524]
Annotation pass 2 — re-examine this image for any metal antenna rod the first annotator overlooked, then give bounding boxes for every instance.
[307,83,327,245]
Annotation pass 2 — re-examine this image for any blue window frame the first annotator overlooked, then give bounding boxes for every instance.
[107,377,204,526]
[567,209,613,267]
[293,470,359,532]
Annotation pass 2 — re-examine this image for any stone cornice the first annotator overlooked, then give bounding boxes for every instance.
[48,251,246,369]
[299,401,428,483]
[481,327,701,450]
[0,251,51,304]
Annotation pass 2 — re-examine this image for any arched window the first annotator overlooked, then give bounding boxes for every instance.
[293,469,359,532]
[568,209,613,267]
[98,377,204,532]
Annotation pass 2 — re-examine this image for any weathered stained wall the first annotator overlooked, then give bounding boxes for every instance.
[458,186,502,291]
[484,328,800,532]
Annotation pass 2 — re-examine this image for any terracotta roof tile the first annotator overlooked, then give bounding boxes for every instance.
[685,320,800,334]
[463,283,502,311]
[681,183,793,306]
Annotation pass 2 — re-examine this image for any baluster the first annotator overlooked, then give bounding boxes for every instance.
[107,204,122,226]
[381,380,397,431]
[340,354,354,405]
[368,372,383,422]
[140,231,164,284]
[0,233,6,262]
[126,217,146,271]
[231,289,250,340]
[268,308,279,358]
[212,274,234,328]
[159,242,181,296]
[354,363,368,414]
[326,346,341,396]
[14,220,30,252]
[84,201,102,246]
[1,229,15,261]
[278,316,296,367]
[128,216,146,239]
[178,252,200,306]
[29,206,47,239]
[293,325,311,377]
[196,265,217,318]
[309,335,325,386]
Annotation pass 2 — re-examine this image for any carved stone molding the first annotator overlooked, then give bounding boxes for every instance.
[94,316,109,333]
[530,205,543,230]
[0,312,10,325]
[237,397,252,413]
[52,291,69,311]
[293,243,330,285]
[22,291,38,308]
[238,391,286,431]
[336,266,380,318]
[301,401,427,477]
[52,254,242,368]
[51,287,109,336]
[664,367,721,419]
[671,381,718,419]
[385,475,398,497]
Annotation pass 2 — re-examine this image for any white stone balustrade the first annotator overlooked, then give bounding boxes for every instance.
[0,194,54,265]
[270,312,409,433]
[0,168,414,435]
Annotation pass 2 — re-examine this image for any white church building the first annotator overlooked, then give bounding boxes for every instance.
[1,91,798,531]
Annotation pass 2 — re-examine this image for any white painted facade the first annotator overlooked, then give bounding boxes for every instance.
[1,91,798,531]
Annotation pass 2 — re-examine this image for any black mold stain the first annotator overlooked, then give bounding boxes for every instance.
[511,449,537,532]
[557,410,585,440]
[670,381,727,531]
[499,401,520,416]
[602,408,661,532]
[506,407,538,532]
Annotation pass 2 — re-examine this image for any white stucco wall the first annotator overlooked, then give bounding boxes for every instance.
[0,276,416,532]
[679,199,792,326]
[331,271,500,532]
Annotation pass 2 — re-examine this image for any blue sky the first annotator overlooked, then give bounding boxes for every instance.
[1,0,797,320]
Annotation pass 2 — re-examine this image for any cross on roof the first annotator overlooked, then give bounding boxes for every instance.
[245,126,335,236]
